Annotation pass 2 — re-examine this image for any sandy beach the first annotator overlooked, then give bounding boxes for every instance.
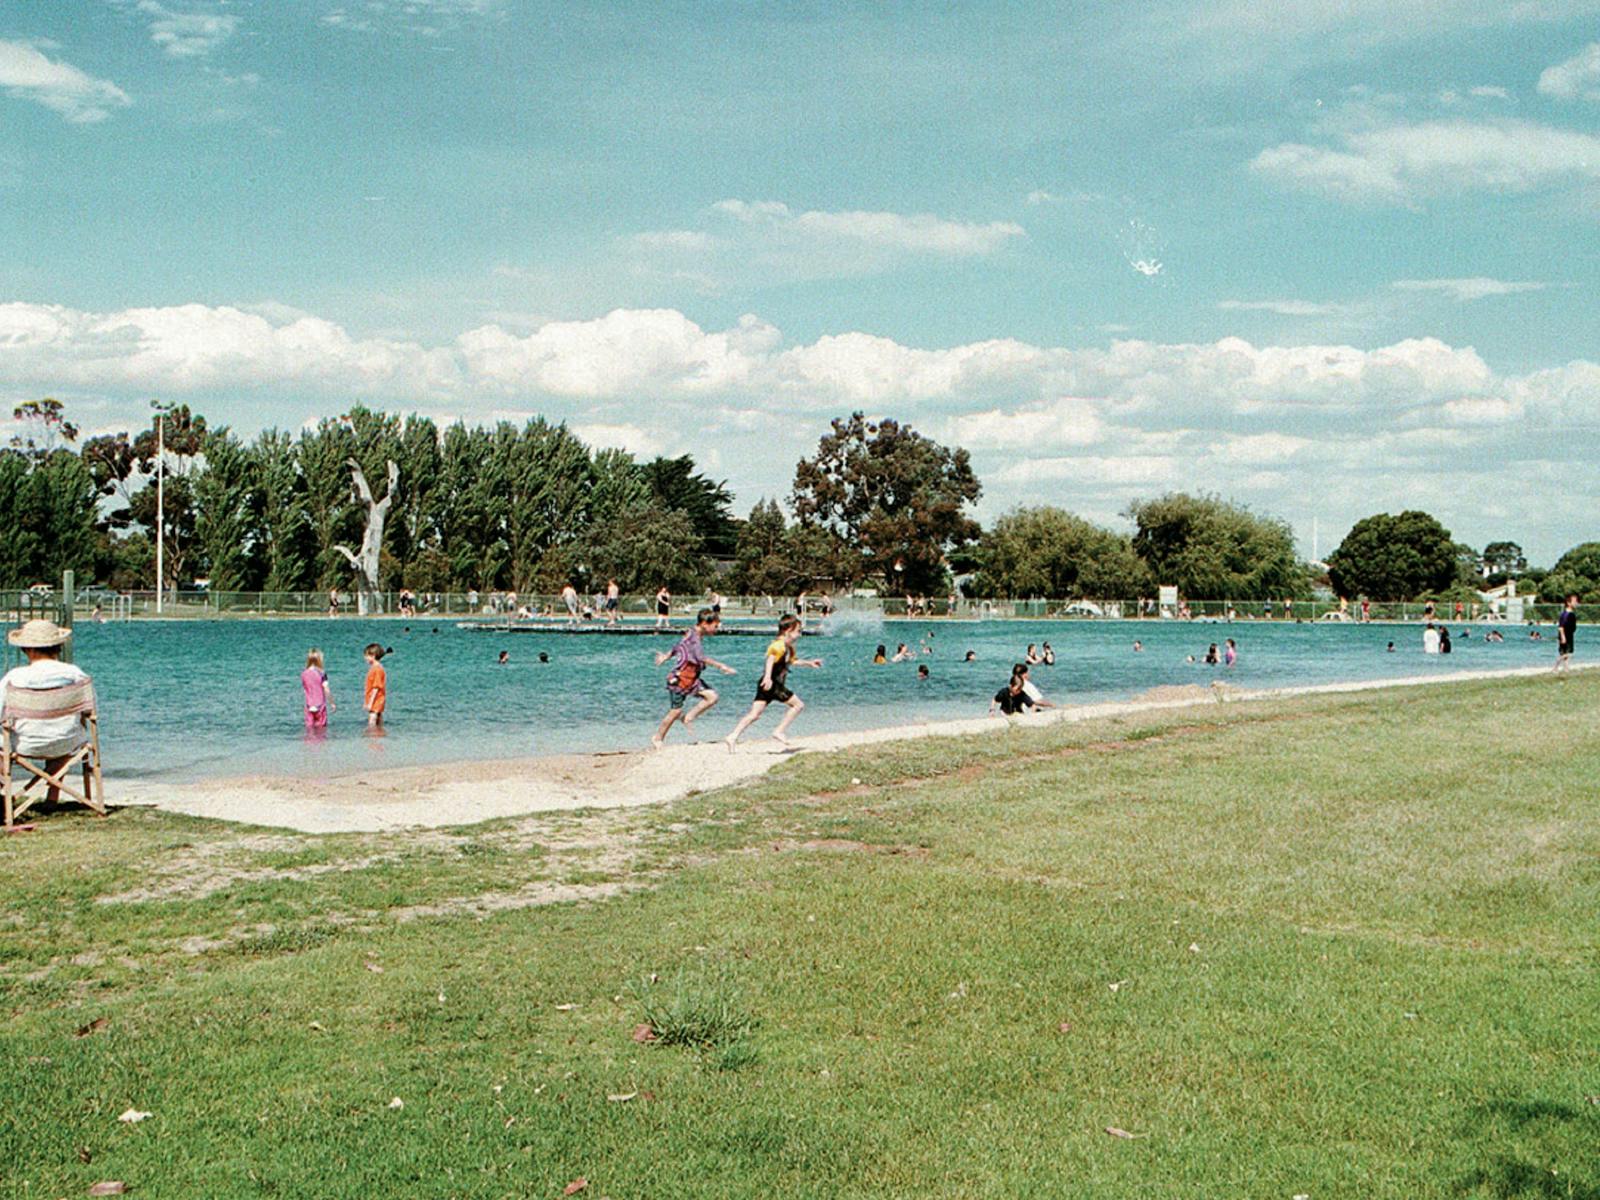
[108,661,1594,834]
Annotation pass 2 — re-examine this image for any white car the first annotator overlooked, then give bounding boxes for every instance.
[1060,600,1105,617]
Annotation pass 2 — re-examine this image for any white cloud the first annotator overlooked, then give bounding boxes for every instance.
[710,199,1024,256]
[1469,85,1511,100]
[1025,189,1060,205]
[0,40,130,123]
[1392,277,1547,301]
[1217,299,1345,316]
[1538,42,1600,100]
[949,398,1105,450]
[137,2,239,58]
[568,422,667,457]
[9,297,1600,558]
[1251,118,1600,204]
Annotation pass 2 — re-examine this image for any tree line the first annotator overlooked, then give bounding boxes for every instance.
[3,400,1594,604]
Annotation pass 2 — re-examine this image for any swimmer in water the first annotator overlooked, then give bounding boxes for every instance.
[1133,640,1143,652]
[497,650,509,665]
[1224,638,1237,666]
[873,644,887,664]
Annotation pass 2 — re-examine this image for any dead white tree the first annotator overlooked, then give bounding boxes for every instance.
[335,458,399,616]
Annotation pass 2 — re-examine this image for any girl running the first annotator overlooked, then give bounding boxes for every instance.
[725,614,821,750]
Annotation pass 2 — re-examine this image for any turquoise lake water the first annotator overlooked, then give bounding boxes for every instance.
[47,616,1555,783]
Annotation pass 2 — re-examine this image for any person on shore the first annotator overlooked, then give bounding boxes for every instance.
[725,614,821,750]
[705,588,724,618]
[1224,638,1237,666]
[327,588,340,618]
[363,644,387,728]
[301,649,333,733]
[1360,598,1370,622]
[989,675,1036,717]
[654,585,672,630]
[1422,623,1441,654]
[873,644,887,664]
[91,603,104,624]
[2,621,90,800]
[653,608,736,748]
[1555,593,1578,673]
[561,583,579,624]
[604,579,621,625]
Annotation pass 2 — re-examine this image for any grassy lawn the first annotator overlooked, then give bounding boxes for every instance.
[2,673,1597,1198]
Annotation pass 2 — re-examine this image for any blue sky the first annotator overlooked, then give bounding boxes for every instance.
[2,0,1598,563]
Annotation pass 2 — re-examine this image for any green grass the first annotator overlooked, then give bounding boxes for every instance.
[2,673,1597,1198]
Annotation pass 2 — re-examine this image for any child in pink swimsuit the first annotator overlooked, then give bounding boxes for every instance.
[301,648,334,731]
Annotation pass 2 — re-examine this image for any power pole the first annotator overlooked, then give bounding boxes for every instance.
[155,408,165,615]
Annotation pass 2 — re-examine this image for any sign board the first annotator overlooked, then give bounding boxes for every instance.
[1158,585,1178,608]
[1505,596,1525,624]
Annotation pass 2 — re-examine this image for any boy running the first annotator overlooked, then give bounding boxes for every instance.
[725,614,822,750]
[652,608,736,747]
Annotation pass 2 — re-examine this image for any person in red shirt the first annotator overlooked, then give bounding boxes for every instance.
[363,643,387,728]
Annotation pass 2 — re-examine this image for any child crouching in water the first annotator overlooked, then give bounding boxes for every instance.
[301,649,333,732]
[363,643,387,728]
[725,614,822,750]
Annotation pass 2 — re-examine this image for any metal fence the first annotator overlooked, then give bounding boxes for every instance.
[3,588,1589,626]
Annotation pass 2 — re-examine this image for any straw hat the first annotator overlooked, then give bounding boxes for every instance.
[7,619,72,648]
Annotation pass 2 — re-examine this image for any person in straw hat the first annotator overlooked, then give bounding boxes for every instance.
[2,620,90,764]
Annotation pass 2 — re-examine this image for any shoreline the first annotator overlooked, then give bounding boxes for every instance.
[114,660,1596,834]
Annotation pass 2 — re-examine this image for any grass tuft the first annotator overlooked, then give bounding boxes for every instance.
[634,962,758,1054]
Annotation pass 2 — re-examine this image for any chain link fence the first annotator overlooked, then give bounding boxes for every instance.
[4,589,1589,626]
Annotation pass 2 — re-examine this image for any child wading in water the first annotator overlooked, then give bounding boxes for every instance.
[301,649,334,733]
[363,643,388,728]
[725,614,821,751]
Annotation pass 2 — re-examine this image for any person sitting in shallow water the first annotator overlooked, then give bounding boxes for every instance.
[1204,643,1220,665]
[873,644,887,664]
[1025,643,1042,665]
[891,643,914,663]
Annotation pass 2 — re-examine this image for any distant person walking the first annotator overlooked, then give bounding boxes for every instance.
[655,586,672,630]
[604,579,620,626]
[1556,593,1578,674]
[652,608,736,748]
[561,583,579,624]
[301,649,334,733]
[725,614,821,750]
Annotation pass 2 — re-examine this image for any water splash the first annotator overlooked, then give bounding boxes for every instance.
[815,609,884,637]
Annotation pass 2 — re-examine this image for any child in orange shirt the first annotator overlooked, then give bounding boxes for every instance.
[363,644,387,728]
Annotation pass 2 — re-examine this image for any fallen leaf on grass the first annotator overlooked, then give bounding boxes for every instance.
[1104,1126,1143,1139]
[1108,979,1130,993]
[116,1110,150,1124]
[563,1178,588,1195]
[1056,1022,1073,1033]
[88,1183,128,1196]
[364,962,384,974]
[387,1097,404,1110]
[631,1024,657,1043]
[1587,1095,1599,1105]
[75,1017,110,1038]
[607,1092,637,1103]
[77,1146,93,1163]
[554,1003,577,1011]
[1188,943,1201,954]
